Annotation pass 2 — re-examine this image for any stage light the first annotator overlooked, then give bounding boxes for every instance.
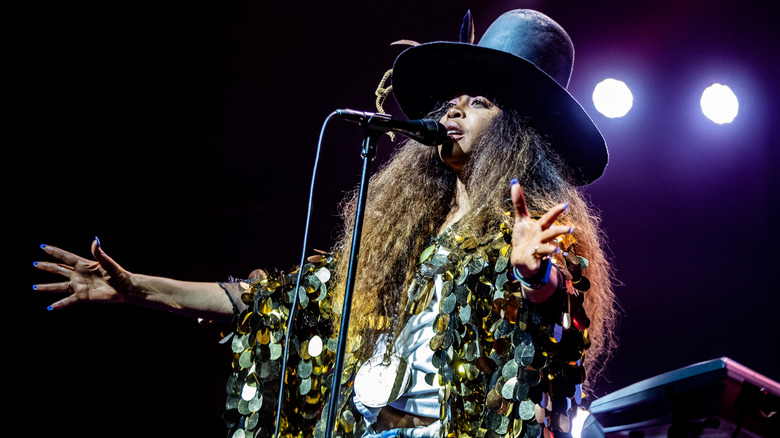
[592,78,633,118]
[700,83,738,124]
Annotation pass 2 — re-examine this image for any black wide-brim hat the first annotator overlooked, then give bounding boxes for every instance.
[391,9,608,185]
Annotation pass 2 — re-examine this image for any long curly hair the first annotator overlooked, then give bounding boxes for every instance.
[329,104,617,391]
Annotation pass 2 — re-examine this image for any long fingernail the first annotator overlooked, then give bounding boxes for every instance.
[47,305,53,311]
[510,178,518,186]
[32,284,38,290]
[95,236,101,247]
[40,244,47,250]
[33,261,39,267]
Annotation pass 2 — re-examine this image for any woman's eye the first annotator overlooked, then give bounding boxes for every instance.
[472,98,490,107]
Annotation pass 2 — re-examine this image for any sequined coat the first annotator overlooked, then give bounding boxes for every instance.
[223,224,591,438]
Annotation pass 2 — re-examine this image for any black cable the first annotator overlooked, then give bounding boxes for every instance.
[273,111,337,438]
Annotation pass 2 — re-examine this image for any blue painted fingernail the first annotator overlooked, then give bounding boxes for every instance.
[47,306,53,311]
[563,202,569,211]
[510,178,518,186]
[40,244,47,250]
[33,261,39,267]
[95,236,101,247]
[32,284,38,290]
[569,226,575,234]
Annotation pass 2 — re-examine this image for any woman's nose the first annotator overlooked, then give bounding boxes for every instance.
[446,105,464,119]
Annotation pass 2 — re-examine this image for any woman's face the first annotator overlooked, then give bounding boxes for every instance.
[438,95,501,173]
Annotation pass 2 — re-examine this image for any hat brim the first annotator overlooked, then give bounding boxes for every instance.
[391,42,607,185]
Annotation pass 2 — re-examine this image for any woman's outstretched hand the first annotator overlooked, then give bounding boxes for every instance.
[509,179,572,302]
[34,239,240,319]
[34,239,134,310]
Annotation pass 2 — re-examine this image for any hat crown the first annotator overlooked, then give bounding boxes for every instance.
[477,9,574,88]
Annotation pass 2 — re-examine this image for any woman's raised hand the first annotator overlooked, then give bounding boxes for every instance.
[509,180,572,300]
[34,239,135,310]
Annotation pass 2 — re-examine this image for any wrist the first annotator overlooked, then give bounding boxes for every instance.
[124,272,156,303]
[512,258,552,289]
[513,260,559,304]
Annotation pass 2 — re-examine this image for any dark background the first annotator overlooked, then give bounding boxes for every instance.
[17,0,778,436]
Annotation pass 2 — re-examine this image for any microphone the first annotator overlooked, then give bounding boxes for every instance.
[335,109,448,146]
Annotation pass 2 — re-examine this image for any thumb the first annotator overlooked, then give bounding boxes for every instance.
[91,238,126,277]
[511,178,529,218]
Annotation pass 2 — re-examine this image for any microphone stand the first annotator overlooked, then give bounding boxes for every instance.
[323,123,381,438]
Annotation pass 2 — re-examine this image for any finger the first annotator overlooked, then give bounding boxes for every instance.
[33,260,74,277]
[33,280,72,293]
[540,224,574,243]
[48,294,80,310]
[537,202,569,229]
[511,179,529,218]
[533,242,560,258]
[523,243,560,264]
[40,244,88,266]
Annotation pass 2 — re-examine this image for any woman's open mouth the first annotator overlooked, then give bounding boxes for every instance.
[445,122,464,141]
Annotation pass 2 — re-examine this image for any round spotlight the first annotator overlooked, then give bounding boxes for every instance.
[700,83,738,124]
[592,78,633,118]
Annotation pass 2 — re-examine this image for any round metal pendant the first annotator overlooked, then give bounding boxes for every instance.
[353,354,412,408]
